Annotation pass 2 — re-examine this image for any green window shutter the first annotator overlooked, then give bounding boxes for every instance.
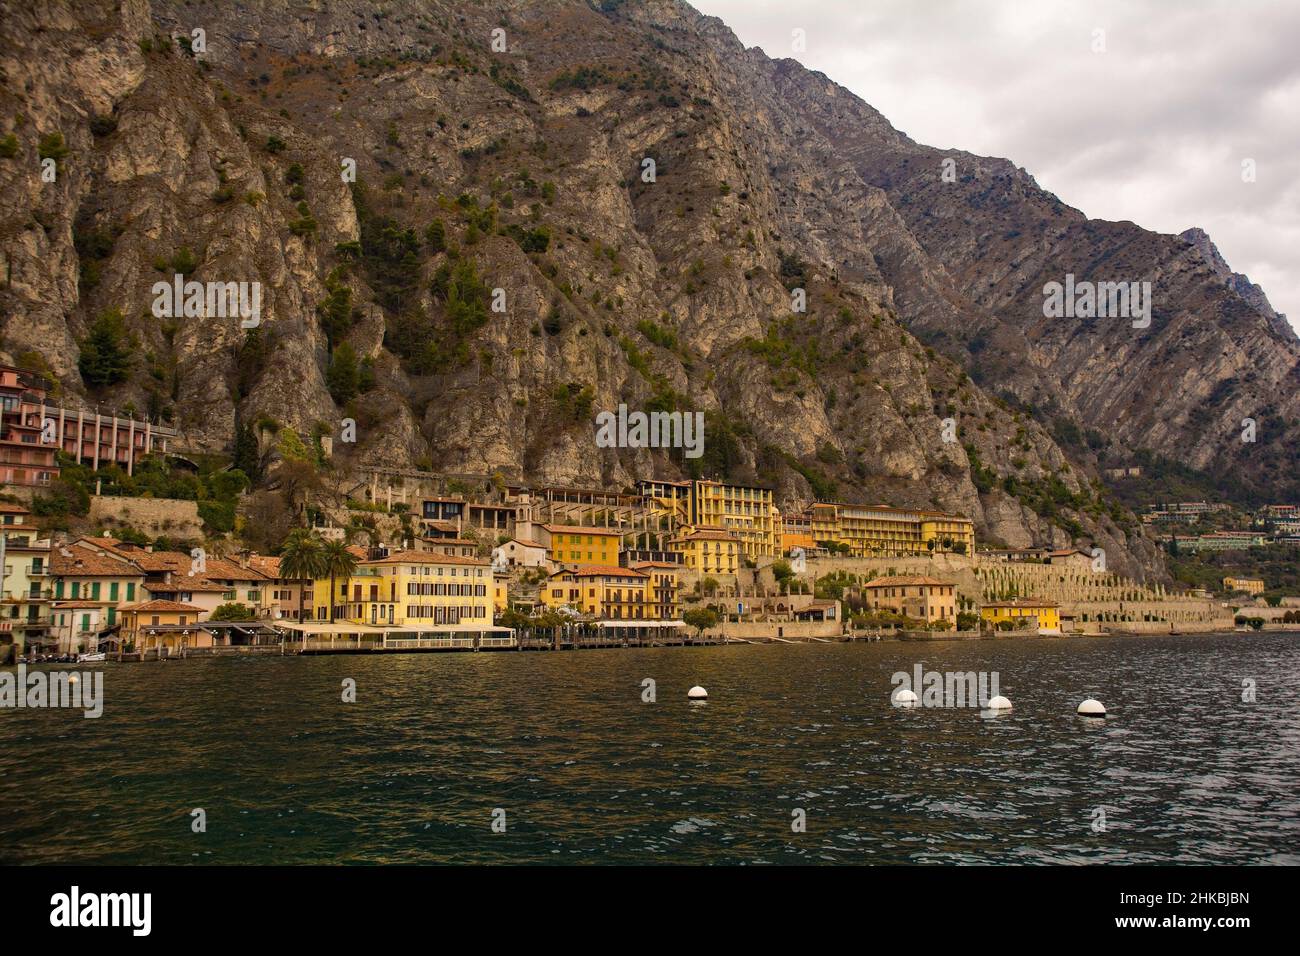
[127,582,136,600]
[110,582,119,601]
[55,581,65,599]
[91,582,101,600]
[108,607,116,625]
[72,582,80,598]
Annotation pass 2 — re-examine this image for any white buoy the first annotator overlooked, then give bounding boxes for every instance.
[687,685,708,700]
[986,695,1012,710]
[1077,698,1106,716]
[892,688,918,707]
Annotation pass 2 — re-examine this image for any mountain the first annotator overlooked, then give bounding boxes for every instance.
[4,0,1291,577]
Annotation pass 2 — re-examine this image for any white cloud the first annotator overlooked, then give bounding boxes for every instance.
[693,0,1300,330]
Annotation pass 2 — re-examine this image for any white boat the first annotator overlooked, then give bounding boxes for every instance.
[78,652,107,663]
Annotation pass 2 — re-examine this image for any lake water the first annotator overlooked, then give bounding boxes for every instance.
[2,633,1297,864]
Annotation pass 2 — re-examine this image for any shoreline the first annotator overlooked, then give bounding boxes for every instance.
[6,628,1293,667]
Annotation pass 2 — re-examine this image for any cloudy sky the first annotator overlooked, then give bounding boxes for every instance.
[693,0,1300,331]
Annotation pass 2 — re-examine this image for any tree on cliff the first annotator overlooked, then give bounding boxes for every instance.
[78,308,134,387]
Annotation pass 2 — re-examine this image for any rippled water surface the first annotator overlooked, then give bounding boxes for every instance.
[2,633,1298,864]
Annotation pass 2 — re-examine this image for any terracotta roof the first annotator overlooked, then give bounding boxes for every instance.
[364,549,488,567]
[146,581,227,594]
[508,538,546,549]
[982,599,1060,609]
[552,564,647,578]
[245,555,282,577]
[51,600,109,609]
[422,519,460,532]
[119,599,205,613]
[197,557,271,581]
[863,576,952,588]
[629,560,683,570]
[50,543,140,577]
[0,502,31,514]
[542,524,624,536]
[125,549,190,572]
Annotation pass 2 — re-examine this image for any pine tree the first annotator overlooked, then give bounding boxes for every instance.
[78,308,134,387]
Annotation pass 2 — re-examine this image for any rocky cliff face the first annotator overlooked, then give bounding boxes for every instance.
[8,0,1287,579]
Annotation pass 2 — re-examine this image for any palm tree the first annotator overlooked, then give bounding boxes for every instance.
[278,529,326,626]
[321,538,358,623]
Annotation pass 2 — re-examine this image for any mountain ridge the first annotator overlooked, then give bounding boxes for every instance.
[2,0,1293,578]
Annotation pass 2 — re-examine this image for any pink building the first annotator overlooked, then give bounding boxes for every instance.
[0,364,177,479]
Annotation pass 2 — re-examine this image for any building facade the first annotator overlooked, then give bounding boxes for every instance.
[810,502,975,557]
[863,576,957,624]
[980,600,1062,634]
[539,524,623,566]
[629,561,682,620]
[312,550,494,629]
[667,526,740,577]
[541,565,650,620]
[1,364,176,479]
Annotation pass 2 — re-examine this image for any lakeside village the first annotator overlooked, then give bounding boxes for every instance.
[2,363,1298,663]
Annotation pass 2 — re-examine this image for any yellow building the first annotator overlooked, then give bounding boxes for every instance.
[493,572,509,613]
[636,479,780,561]
[541,565,650,620]
[667,526,741,577]
[629,561,682,620]
[689,480,779,561]
[980,600,1061,634]
[1223,577,1265,595]
[539,524,623,566]
[119,599,206,652]
[781,512,816,555]
[809,502,974,557]
[311,550,493,629]
[862,576,957,624]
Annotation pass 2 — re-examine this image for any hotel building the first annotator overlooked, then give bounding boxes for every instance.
[862,576,957,624]
[541,565,650,620]
[312,550,493,629]
[0,364,176,480]
[538,524,624,566]
[637,479,780,560]
[807,502,974,557]
[667,526,741,577]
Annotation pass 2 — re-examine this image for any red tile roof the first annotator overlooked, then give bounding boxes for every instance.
[364,549,488,567]
[552,564,647,578]
[119,599,205,613]
[50,544,140,577]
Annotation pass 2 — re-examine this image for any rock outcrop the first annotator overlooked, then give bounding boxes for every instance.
[5,0,1289,579]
